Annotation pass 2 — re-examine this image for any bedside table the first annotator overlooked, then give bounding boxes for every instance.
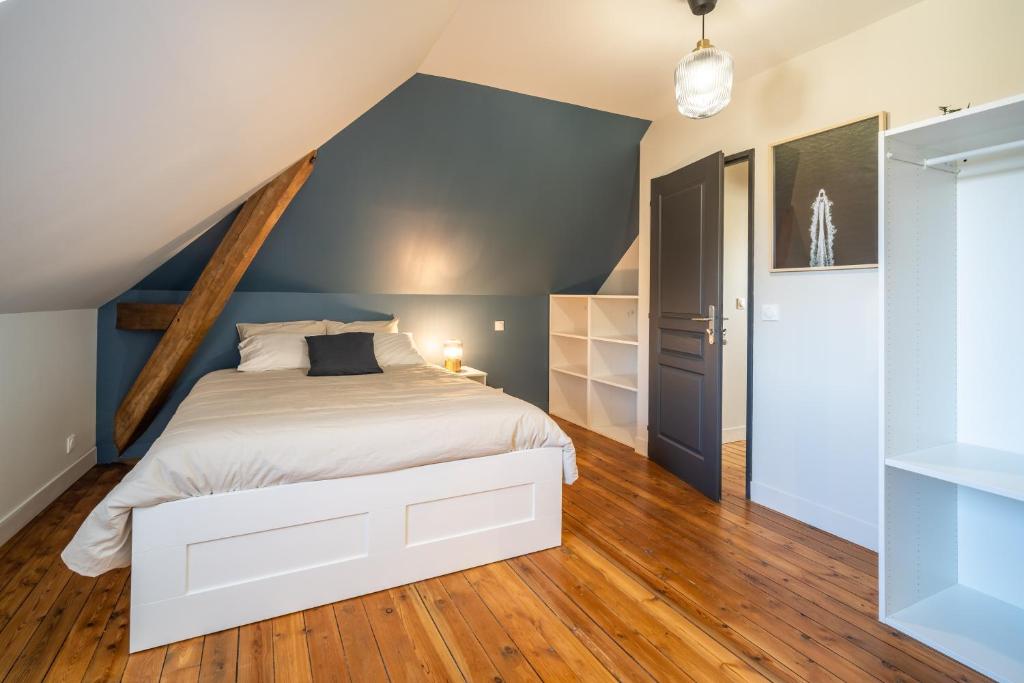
[453,366,487,385]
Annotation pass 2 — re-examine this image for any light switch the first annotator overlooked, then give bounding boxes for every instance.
[494,320,505,331]
[735,297,746,310]
[761,304,780,321]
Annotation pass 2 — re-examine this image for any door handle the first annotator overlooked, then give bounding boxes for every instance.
[688,305,715,345]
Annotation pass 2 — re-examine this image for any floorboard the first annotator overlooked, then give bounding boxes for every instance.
[0,423,990,682]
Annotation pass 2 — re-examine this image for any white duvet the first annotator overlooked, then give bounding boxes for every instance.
[62,365,577,577]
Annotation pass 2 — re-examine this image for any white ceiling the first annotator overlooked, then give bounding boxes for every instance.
[0,0,458,313]
[0,0,923,313]
[422,0,924,120]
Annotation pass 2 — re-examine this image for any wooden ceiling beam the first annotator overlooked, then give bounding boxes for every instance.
[114,151,316,452]
[116,303,182,331]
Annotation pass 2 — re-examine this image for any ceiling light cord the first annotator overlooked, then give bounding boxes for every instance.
[702,14,705,41]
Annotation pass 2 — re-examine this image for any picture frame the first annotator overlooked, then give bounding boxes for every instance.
[771,113,888,272]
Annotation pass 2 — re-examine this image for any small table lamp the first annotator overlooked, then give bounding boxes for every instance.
[443,339,463,372]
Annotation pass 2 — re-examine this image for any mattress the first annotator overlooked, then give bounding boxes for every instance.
[62,365,577,576]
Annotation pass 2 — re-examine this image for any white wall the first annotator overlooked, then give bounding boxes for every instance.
[0,309,97,545]
[598,237,639,296]
[722,162,749,443]
[638,0,1024,549]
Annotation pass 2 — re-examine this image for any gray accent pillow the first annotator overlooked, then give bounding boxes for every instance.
[305,332,383,376]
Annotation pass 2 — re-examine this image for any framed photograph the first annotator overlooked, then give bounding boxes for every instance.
[771,113,887,272]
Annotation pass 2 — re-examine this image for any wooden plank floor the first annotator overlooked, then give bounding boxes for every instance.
[0,421,989,682]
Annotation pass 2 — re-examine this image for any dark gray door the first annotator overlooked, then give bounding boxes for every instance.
[649,152,724,501]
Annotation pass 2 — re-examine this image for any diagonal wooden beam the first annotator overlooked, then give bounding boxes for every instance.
[114,151,316,452]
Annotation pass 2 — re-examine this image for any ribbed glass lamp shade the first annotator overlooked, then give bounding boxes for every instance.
[674,41,734,119]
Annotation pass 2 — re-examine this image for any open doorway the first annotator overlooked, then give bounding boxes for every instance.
[723,152,753,499]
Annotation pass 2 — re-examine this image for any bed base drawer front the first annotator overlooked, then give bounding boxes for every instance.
[129,448,564,653]
[406,482,537,547]
[188,512,370,594]
[131,447,563,553]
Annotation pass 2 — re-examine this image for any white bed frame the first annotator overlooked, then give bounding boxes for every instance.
[129,447,564,652]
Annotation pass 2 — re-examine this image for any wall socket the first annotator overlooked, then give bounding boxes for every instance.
[65,433,76,455]
[494,320,505,331]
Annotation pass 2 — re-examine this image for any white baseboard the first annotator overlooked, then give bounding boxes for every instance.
[634,433,649,457]
[0,447,97,547]
[750,480,877,551]
[722,426,746,443]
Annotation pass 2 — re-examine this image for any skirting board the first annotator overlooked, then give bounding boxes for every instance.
[723,426,746,443]
[0,447,97,547]
[751,480,877,551]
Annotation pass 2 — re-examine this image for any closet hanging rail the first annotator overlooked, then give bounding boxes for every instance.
[884,152,958,174]
[887,138,1024,172]
[923,138,1024,166]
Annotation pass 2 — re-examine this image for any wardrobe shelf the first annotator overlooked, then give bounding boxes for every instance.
[879,95,1024,680]
[886,442,1024,503]
[884,585,1024,683]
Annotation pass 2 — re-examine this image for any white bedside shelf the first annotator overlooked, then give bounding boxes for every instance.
[451,366,487,385]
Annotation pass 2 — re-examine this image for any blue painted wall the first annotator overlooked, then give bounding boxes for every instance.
[98,74,649,462]
[138,74,649,295]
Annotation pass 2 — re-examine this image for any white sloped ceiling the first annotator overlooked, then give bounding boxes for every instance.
[0,0,458,313]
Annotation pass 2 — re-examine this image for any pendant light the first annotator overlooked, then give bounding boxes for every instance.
[674,0,733,119]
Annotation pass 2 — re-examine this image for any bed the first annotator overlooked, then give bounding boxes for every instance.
[63,363,576,652]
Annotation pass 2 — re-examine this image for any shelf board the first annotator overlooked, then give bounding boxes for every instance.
[591,374,637,392]
[884,584,1024,683]
[551,365,588,380]
[590,423,636,448]
[591,335,639,346]
[550,408,586,429]
[885,442,1024,502]
[551,331,588,341]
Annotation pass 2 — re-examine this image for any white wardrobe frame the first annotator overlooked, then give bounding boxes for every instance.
[879,94,1024,682]
[129,447,564,652]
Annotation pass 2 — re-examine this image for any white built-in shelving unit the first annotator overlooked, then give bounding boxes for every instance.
[550,294,639,449]
[880,94,1024,682]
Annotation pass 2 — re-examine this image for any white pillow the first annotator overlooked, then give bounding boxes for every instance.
[324,317,399,335]
[237,333,312,372]
[237,320,326,341]
[372,332,425,367]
